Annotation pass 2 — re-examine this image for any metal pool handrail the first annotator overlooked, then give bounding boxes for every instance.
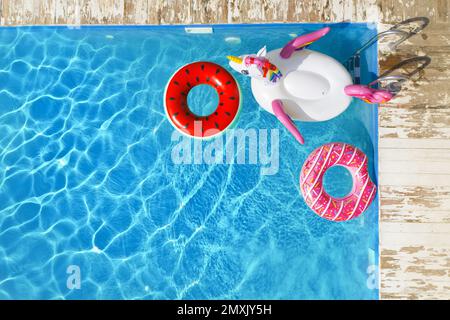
[354,29,410,57]
[379,56,432,80]
[368,75,410,95]
[370,56,432,95]
[347,17,430,61]
[344,17,430,84]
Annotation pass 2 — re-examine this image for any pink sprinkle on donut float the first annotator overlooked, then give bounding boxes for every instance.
[300,142,377,221]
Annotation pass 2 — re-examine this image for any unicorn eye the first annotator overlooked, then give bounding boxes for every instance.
[241,70,249,75]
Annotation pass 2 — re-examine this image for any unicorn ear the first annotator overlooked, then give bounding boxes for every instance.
[257,46,267,57]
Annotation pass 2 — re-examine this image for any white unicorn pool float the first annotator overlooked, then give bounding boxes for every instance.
[227,27,391,144]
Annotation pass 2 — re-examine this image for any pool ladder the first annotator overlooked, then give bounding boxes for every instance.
[344,17,430,96]
[344,29,409,85]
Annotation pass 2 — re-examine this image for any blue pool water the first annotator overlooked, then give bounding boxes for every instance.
[0,24,379,299]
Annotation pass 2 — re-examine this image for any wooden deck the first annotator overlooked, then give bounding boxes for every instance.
[1,0,449,299]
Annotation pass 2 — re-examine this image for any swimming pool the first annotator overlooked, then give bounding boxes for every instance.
[0,23,379,299]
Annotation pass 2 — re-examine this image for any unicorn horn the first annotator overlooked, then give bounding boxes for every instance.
[227,55,243,64]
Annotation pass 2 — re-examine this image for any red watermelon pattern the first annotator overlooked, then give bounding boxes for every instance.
[165,61,240,138]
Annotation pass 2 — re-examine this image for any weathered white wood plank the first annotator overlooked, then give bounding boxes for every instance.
[381,245,450,300]
[381,210,450,223]
[379,148,450,161]
[54,0,80,25]
[381,286,450,300]
[79,0,124,24]
[380,160,450,174]
[147,0,192,24]
[147,0,228,25]
[380,108,450,139]
[379,0,449,24]
[380,186,450,212]
[381,231,450,247]
[380,173,450,187]
[31,0,56,24]
[124,0,148,24]
[379,138,450,149]
[190,0,228,24]
[1,0,34,25]
[1,0,449,25]
[228,0,380,23]
[382,222,450,234]
[0,0,57,25]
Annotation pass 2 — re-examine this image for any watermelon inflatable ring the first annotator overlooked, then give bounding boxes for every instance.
[164,61,241,138]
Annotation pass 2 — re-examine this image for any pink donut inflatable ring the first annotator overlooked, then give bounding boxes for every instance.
[300,142,377,222]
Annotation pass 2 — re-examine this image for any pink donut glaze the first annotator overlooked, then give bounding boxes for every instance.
[300,142,377,221]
